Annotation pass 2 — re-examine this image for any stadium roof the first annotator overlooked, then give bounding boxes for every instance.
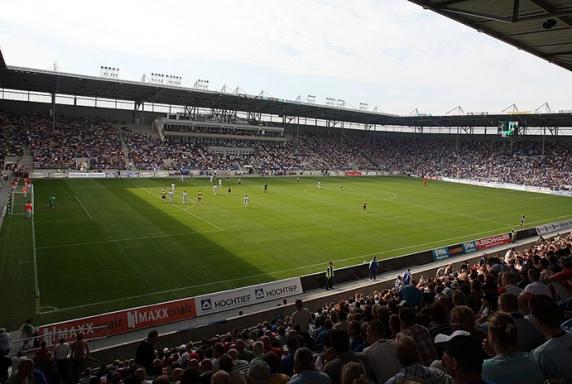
[408,0,572,73]
[1,49,572,128]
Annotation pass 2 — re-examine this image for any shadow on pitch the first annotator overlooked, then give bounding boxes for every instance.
[35,178,271,323]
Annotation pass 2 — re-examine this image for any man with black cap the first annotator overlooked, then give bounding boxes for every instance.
[441,334,486,384]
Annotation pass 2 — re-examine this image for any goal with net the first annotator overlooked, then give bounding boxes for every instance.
[9,184,34,216]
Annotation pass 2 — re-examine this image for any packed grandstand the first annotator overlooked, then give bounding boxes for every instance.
[0,112,571,191]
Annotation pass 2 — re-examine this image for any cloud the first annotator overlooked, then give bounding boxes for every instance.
[0,0,571,114]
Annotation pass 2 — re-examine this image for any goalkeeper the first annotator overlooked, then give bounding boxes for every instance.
[48,196,56,208]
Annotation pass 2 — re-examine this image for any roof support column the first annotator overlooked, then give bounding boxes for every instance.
[542,127,546,156]
[50,92,56,133]
[133,101,143,125]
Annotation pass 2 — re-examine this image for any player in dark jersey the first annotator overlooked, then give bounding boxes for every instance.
[363,201,368,212]
[197,190,203,202]
[161,189,166,202]
[264,184,268,193]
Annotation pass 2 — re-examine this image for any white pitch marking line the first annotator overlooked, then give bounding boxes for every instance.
[31,188,40,315]
[133,183,223,232]
[39,306,59,313]
[74,195,94,220]
[303,187,398,200]
[36,229,222,250]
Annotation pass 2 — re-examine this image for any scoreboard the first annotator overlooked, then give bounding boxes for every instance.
[498,121,518,137]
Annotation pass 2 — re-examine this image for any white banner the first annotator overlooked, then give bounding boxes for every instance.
[195,277,302,316]
[536,219,572,236]
[30,172,49,179]
[439,177,572,197]
[68,172,106,178]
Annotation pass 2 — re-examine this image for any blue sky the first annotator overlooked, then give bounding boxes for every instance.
[1,0,571,115]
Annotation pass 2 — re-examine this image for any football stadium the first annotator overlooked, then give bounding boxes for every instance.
[1,1,572,383]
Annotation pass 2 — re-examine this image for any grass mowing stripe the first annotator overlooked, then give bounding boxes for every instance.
[39,224,509,314]
[2,176,571,328]
[36,229,223,250]
[41,215,572,315]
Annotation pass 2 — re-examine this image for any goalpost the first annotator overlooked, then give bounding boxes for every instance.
[9,184,34,216]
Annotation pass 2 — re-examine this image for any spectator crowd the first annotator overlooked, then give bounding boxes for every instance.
[2,232,571,384]
[1,112,572,189]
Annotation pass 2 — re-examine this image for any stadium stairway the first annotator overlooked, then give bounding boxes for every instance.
[360,151,379,169]
[84,228,568,362]
[116,128,138,170]
[20,155,33,171]
[119,136,132,170]
[0,175,14,230]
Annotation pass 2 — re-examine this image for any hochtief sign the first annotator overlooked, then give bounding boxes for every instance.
[195,277,302,316]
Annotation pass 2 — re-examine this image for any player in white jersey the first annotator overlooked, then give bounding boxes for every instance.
[171,183,175,192]
[180,172,184,182]
[218,179,222,187]
[182,191,188,204]
[212,185,218,195]
[243,194,249,208]
[317,181,321,189]
[168,190,174,202]
[209,175,214,184]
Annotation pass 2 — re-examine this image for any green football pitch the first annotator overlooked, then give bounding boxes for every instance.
[1,176,571,329]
